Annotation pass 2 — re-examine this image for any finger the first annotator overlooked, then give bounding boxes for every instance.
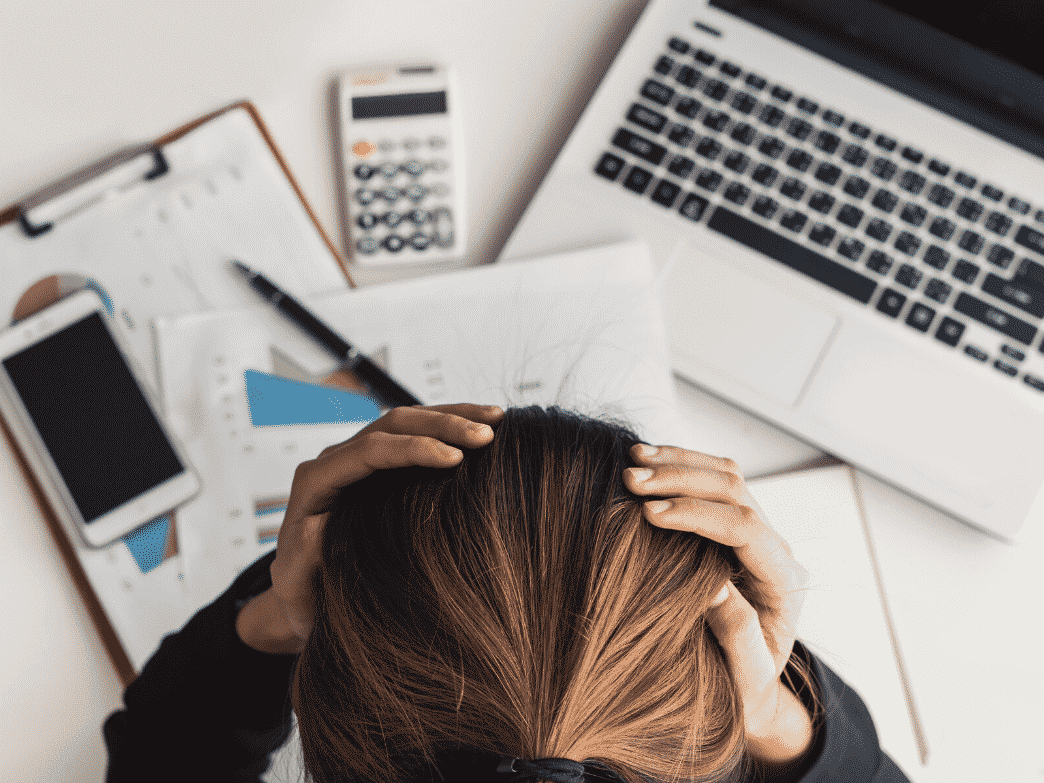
[623,463,748,507]
[631,443,742,477]
[705,581,779,724]
[289,431,468,517]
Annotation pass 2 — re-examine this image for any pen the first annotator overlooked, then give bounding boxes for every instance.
[229,260,422,409]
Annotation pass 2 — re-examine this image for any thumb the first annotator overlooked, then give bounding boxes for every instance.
[706,581,778,710]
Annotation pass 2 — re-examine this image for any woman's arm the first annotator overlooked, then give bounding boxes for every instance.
[103,550,298,783]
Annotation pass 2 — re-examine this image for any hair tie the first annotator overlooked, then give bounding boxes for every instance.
[496,756,586,783]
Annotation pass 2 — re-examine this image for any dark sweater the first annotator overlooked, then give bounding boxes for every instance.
[103,550,912,783]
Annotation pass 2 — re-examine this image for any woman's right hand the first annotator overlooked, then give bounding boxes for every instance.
[623,443,815,770]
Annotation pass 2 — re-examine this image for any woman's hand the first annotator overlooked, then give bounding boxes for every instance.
[239,404,504,654]
[623,444,814,770]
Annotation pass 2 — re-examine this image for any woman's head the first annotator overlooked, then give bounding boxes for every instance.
[292,405,799,783]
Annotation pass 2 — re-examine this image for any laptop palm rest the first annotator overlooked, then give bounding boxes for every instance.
[663,241,838,408]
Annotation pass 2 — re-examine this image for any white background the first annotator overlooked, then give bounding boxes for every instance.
[2,2,1042,781]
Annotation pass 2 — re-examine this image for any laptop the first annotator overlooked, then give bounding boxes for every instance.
[498,0,1044,542]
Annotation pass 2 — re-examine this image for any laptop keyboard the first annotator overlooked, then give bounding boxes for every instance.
[593,35,1044,394]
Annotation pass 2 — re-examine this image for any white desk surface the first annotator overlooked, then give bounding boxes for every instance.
[1,2,1041,781]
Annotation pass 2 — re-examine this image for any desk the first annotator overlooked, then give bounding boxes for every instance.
[1,2,1041,781]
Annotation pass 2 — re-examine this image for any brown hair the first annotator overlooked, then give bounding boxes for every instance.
[292,405,820,783]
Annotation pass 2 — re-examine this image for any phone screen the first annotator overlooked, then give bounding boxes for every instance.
[2,312,185,523]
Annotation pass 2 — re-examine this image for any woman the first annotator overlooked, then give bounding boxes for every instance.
[104,403,909,783]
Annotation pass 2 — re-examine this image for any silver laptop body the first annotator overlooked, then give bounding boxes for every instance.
[499,0,1044,541]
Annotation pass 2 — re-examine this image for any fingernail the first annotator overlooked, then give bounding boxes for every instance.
[711,582,730,607]
[635,444,659,457]
[440,445,463,459]
[645,499,671,514]
[629,467,653,483]
[469,423,492,436]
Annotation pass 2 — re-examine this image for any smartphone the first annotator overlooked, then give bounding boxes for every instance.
[336,63,466,266]
[0,288,200,549]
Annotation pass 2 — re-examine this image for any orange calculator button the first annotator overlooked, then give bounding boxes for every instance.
[352,140,377,158]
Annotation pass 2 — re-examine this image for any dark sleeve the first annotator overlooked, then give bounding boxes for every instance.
[103,549,298,783]
[782,639,912,783]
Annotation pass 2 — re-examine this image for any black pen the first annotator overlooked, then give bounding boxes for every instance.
[229,260,421,409]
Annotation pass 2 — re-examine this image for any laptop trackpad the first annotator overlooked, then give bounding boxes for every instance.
[663,241,838,408]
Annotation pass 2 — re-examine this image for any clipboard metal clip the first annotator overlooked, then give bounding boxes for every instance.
[17,146,169,239]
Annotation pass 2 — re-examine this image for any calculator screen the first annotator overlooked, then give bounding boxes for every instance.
[352,91,447,119]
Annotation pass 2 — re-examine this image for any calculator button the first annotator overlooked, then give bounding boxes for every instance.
[355,188,377,205]
[432,207,454,247]
[427,159,449,172]
[383,211,403,228]
[407,208,428,224]
[428,136,446,149]
[402,159,424,177]
[404,184,428,202]
[353,163,377,180]
[377,139,395,152]
[356,212,379,230]
[379,162,400,178]
[356,236,379,254]
[402,138,421,151]
[382,234,406,252]
[409,232,431,250]
[352,140,377,157]
[429,183,449,197]
[379,187,401,202]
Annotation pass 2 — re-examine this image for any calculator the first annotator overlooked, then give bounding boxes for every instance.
[336,64,466,266]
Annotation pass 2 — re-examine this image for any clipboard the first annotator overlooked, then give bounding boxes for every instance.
[0,101,356,687]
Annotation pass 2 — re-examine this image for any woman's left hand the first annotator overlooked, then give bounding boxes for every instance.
[238,404,503,654]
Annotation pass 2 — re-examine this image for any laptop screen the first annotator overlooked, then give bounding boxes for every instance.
[875,0,1043,78]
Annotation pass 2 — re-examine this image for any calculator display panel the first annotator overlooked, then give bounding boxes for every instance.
[352,91,447,120]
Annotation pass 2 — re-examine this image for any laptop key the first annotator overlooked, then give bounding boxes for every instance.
[731,92,758,114]
[848,122,872,139]
[720,61,742,78]
[843,176,871,199]
[612,128,667,165]
[814,163,842,186]
[951,259,980,284]
[865,218,893,242]
[796,97,819,114]
[666,154,696,179]
[1026,374,1044,391]
[723,151,751,173]
[901,146,924,164]
[759,137,785,158]
[905,302,936,332]
[759,105,786,127]
[935,316,965,346]
[707,206,877,303]
[822,110,845,126]
[954,171,977,188]
[837,237,866,261]
[703,110,731,131]
[695,136,723,159]
[894,232,921,256]
[956,197,984,222]
[779,209,808,233]
[675,65,700,89]
[649,179,682,208]
[730,123,757,145]
[924,278,952,304]
[871,189,899,213]
[984,212,1013,236]
[841,144,869,167]
[785,150,814,172]
[923,245,950,270]
[895,263,922,290]
[957,230,984,255]
[898,170,926,195]
[808,191,836,213]
[723,181,751,205]
[981,184,1004,201]
[928,159,951,176]
[594,152,625,181]
[993,360,1018,376]
[1009,197,1031,215]
[786,117,813,141]
[675,97,702,119]
[928,217,955,241]
[1013,224,1044,256]
[899,203,927,227]
[984,244,1014,269]
[866,250,893,275]
[751,163,779,186]
[745,73,767,90]
[694,49,716,66]
[703,79,730,101]
[870,157,898,181]
[814,131,841,154]
[668,124,696,146]
[837,204,864,227]
[980,273,1044,318]
[695,169,724,192]
[640,79,674,105]
[678,192,710,222]
[1002,345,1026,361]
[622,165,654,194]
[875,288,906,317]
[926,183,955,208]
[655,56,675,75]
[770,86,793,102]
[953,292,1037,344]
[668,37,690,54]
[874,134,898,151]
[809,223,837,246]
[1014,257,1044,289]
[751,195,779,218]
[964,345,988,361]
[627,104,668,134]
[780,177,806,200]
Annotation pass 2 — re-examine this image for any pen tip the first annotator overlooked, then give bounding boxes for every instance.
[229,259,249,274]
